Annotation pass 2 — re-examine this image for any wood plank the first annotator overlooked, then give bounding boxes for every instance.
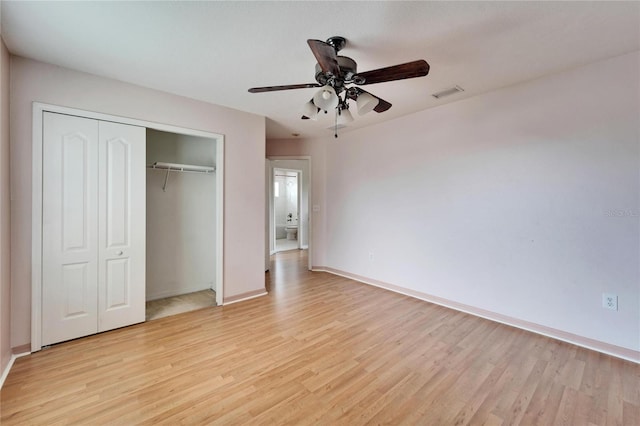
[2,249,638,425]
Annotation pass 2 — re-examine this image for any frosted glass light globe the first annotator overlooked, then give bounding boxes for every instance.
[313,85,339,111]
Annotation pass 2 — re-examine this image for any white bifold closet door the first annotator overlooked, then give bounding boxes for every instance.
[42,112,145,346]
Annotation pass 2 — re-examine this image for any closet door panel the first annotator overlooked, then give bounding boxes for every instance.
[105,258,129,308]
[98,121,146,332]
[42,112,99,345]
[105,138,129,247]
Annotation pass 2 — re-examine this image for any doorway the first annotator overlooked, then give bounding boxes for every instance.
[266,157,312,270]
[273,168,301,253]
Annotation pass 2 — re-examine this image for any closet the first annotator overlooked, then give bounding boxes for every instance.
[42,112,145,346]
[34,106,222,350]
[145,130,217,319]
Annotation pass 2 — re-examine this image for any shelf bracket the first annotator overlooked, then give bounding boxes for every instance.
[162,168,170,192]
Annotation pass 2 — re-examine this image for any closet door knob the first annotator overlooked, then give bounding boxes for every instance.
[116,250,123,256]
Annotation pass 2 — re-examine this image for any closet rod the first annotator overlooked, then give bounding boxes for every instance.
[147,162,215,192]
[147,162,215,174]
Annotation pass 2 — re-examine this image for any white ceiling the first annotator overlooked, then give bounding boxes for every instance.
[2,1,639,139]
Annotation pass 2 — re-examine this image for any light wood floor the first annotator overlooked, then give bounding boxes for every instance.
[2,250,639,425]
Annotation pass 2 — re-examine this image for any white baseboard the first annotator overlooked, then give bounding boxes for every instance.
[315,266,640,364]
[223,290,268,305]
[146,284,214,301]
[0,351,30,389]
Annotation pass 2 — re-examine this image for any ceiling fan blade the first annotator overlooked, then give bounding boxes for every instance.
[248,83,320,93]
[373,96,392,113]
[355,60,429,85]
[307,39,341,77]
[347,88,392,113]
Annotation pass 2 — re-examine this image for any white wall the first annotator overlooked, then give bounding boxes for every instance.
[322,52,639,354]
[0,38,11,373]
[146,129,217,300]
[10,56,265,348]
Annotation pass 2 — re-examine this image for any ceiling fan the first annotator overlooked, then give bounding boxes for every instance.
[248,36,430,137]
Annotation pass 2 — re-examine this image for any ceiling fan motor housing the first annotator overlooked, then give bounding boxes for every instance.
[314,56,358,92]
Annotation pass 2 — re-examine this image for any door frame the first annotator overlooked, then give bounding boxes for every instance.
[266,156,312,271]
[31,102,225,352]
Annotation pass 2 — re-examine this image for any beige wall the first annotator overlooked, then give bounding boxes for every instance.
[268,52,640,360]
[10,56,266,348]
[329,52,639,354]
[0,39,10,372]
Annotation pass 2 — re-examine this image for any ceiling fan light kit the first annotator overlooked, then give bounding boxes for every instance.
[356,91,379,116]
[337,108,354,125]
[303,100,319,120]
[249,36,430,137]
[313,85,339,111]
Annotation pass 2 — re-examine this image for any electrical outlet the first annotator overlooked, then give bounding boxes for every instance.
[602,293,618,311]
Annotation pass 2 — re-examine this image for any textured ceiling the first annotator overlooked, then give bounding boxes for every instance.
[2,1,639,139]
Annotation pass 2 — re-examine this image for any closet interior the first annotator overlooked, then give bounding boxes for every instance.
[145,129,218,320]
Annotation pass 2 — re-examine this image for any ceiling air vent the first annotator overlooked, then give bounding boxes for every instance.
[431,85,464,99]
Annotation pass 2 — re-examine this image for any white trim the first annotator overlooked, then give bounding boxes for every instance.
[267,156,312,270]
[33,103,219,138]
[265,160,271,271]
[222,291,268,305]
[31,104,44,352]
[316,266,640,364]
[31,102,225,351]
[215,137,224,306]
[0,352,30,389]
[296,169,302,250]
[269,163,276,258]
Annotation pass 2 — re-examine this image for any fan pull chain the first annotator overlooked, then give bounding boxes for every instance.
[334,109,338,139]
